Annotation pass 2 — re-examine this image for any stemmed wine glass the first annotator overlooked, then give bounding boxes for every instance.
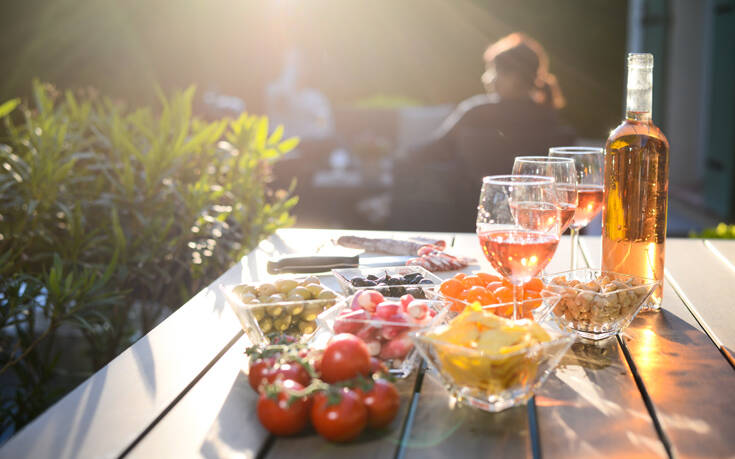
[476,175,562,320]
[512,156,578,233]
[548,147,604,269]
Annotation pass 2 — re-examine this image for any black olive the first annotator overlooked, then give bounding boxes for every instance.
[419,279,434,285]
[366,274,378,281]
[364,279,377,287]
[390,286,407,297]
[407,287,426,299]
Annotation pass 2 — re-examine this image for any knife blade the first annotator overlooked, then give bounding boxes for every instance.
[266,254,412,274]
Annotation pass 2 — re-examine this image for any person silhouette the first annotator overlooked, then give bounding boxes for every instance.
[390,32,574,232]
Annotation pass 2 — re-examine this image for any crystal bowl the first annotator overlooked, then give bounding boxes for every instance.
[316,296,450,378]
[539,269,659,340]
[411,320,574,412]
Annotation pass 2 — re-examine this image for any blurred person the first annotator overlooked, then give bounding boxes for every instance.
[390,32,574,232]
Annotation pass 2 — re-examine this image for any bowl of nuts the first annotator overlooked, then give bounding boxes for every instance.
[538,269,659,340]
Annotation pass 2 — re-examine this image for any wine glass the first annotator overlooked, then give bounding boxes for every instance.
[548,147,604,269]
[476,175,562,320]
[512,156,578,233]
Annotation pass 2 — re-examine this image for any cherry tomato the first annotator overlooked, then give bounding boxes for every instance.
[248,357,275,391]
[476,272,502,285]
[439,278,463,299]
[453,273,467,280]
[485,281,504,293]
[311,388,367,442]
[462,286,497,305]
[265,361,311,387]
[360,379,400,429]
[369,357,389,375]
[320,334,371,383]
[461,275,484,288]
[524,277,545,292]
[493,286,514,303]
[257,380,310,436]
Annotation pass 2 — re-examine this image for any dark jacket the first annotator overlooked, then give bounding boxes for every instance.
[390,94,574,232]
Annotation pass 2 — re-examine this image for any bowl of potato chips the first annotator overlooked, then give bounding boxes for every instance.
[411,303,574,412]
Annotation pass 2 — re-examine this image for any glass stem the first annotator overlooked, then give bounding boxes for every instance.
[570,228,579,270]
[511,283,523,320]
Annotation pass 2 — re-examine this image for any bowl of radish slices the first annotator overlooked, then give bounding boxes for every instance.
[316,289,451,378]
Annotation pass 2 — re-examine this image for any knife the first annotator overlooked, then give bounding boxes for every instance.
[266,255,412,274]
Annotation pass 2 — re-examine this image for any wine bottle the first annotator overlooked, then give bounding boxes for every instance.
[602,53,669,310]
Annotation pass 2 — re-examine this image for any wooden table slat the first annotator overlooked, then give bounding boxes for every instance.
[581,236,735,459]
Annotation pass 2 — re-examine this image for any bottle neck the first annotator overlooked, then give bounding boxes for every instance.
[625,63,653,122]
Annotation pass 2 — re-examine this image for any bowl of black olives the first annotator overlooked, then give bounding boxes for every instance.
[331,266,443,298]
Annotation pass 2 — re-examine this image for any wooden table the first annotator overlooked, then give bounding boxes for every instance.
[2,229,734,459]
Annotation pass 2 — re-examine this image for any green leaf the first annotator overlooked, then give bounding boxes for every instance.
[267,125,284,145]
[0,98,20,118]
[277,137,300,153]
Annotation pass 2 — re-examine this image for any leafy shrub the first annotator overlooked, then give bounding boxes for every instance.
[0,82,298,434]
[689,223,735,239]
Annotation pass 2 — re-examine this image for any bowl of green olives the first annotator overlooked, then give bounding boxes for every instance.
[225,275,342,344]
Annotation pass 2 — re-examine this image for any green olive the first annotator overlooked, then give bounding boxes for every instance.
[275,279,299,294]
[273,314,292,332]
[317,290,337,300]
[290,286,312,300]
[259,318,274,334]
[238,292,257,304]
[305,283,324,297]
[251,306,266,321]
[233,284,257,298]
[288,302,304,316]
[301,275,320,286]
[257,283,277,297]
[298,319,317,334]
[301,302,325,321]
[266,305,284,317]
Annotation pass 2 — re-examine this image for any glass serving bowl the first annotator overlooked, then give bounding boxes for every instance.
[434,290,562,320]
[332,265,442,299]
[316,296,451,378]
[223,276,342,345]
[411,319,574,412]
[538,268,659,340]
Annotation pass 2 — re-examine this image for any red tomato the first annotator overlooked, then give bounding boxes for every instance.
[311,388,367,442]
[248,357,275,391]
[320,334,371,383]
[256,380,310,436]
[461,286,497,305]
[369,357,389,375]
[476,272,502,285]
[360,379,400,429]
[265,361,312,387]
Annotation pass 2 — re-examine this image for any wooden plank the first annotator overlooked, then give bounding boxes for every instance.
[581,236,735,458]
[264,374,417,459]
[534,235,667,458]
[689,239,735,358]
[401,372,530,458]
[127,333,268,458]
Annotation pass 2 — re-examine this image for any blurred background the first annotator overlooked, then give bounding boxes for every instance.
[1,0,731,234]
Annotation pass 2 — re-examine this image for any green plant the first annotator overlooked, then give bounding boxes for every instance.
[0,81,299,434]
[689,223,735,239]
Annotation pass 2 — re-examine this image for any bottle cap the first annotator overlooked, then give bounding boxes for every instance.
[627,53,653,69]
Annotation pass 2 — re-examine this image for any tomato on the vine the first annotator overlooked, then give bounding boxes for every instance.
[248,357,276,391]
[359,379,400,429]
[310,388,368,442]
[320,334,371,383]
[265,361,312,387]
[256,380,310,436]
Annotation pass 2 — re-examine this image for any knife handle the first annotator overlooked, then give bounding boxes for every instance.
[267,255,360,274]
